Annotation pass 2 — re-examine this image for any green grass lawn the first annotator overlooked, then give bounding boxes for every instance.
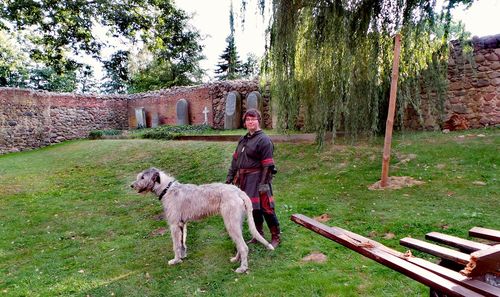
[0,128,498,296]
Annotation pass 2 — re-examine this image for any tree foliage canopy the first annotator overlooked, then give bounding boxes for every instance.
[0,0,205,92]
[244,0,473,143]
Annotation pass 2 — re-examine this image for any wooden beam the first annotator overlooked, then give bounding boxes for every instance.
[380,33,402,187]
[469,227,500,243]
[290,214,483,297]
[425,231,491,253]
[400,237,470,265]
[407,256,500,296]
[461,245,500,277]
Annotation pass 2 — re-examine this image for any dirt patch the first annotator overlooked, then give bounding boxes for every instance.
[149,227,167,237]
[314,213,331,223]
[368,176,425,190]
[395,153,417,165]
[472,181,487,186]
[301,252,327,263]
[435,163,446,170]
[152,213,165,221]
[383,232,395,240]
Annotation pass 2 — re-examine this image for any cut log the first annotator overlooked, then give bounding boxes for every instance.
[460,245,500,277]
[400,237,470,265]
[407,256,500,296]
[425,232,491,253]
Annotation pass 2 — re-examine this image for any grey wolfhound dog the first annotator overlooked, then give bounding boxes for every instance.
[131,167,274,273]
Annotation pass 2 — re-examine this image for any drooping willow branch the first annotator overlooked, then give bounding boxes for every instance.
[243,0,473,145]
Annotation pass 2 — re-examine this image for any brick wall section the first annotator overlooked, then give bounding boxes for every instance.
[0,80,268,154]
[0,88,128,154]
[127,79,270,129]
[127,85,212,127]
[405,34,500,129]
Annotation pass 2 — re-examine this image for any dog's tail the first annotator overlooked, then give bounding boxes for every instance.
[239,191,274,250]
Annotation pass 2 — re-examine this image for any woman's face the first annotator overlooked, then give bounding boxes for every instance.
[245,116,261,134]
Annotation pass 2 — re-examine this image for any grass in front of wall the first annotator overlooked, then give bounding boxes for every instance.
[90,125,302,140]
[0,128,498,296]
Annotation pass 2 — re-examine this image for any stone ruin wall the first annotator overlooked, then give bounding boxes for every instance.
[1,33,498,155]
[0,89,128,154]
[0,80,268,154]
[405,34,500,130]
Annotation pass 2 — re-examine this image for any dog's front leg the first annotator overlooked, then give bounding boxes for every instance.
[180,222,187,259]
[168,224,183,265]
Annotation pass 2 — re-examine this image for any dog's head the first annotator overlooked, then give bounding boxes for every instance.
[130,167,161,194]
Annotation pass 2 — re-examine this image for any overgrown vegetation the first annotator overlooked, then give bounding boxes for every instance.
[88,130,124,140]
[1,128,498,296]
[139,124,214,140]
[249,0,474,144]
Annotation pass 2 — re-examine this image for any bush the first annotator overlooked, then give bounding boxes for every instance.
[88,129,122,139]
[141,124,213,140]
[88,130,103,139]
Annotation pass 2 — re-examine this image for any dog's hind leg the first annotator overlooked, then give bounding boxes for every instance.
[222,210,248,273]
[168,223,184,265]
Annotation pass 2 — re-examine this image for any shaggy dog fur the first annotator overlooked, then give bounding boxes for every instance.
[131,167,274,273]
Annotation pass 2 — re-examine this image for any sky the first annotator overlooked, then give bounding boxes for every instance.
[451,0,500,37]
[175,0,268,81]
[175,0,500,81]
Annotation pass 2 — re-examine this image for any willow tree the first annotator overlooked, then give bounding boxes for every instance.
[246,0,473,144]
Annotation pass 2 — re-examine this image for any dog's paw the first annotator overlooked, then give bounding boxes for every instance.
[267,244,275,251]
[168,258,182,265]
[235,267,248,273]
[230,256,239,263]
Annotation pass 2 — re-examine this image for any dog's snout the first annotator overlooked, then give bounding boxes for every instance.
[130,184,134,188]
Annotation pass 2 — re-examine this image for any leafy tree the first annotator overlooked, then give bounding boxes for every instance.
[215,1,243,80]
[1,0,205,90]
[241,53,260,79]
[129,8,205,93]
[101,50,130,94]
[27,66,77,92]
[0,29,82,92]
[0,30,29,87]
[76,65,98,93]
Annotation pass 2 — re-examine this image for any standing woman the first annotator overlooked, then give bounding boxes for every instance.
[226,108,281,248]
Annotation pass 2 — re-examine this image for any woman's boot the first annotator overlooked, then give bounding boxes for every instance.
[270,225,281,248]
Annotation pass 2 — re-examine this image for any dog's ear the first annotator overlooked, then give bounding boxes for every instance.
[152,171,161,184]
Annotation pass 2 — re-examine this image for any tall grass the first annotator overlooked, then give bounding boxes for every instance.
[0,128,498,296]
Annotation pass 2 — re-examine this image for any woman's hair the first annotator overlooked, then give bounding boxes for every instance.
[243,108,262,122]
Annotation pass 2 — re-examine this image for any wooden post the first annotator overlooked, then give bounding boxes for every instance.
[380,34,402,187]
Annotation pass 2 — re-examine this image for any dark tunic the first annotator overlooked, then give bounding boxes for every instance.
[227,130,275,210]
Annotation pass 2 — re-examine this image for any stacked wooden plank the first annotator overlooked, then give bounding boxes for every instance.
[291,214,500,297]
